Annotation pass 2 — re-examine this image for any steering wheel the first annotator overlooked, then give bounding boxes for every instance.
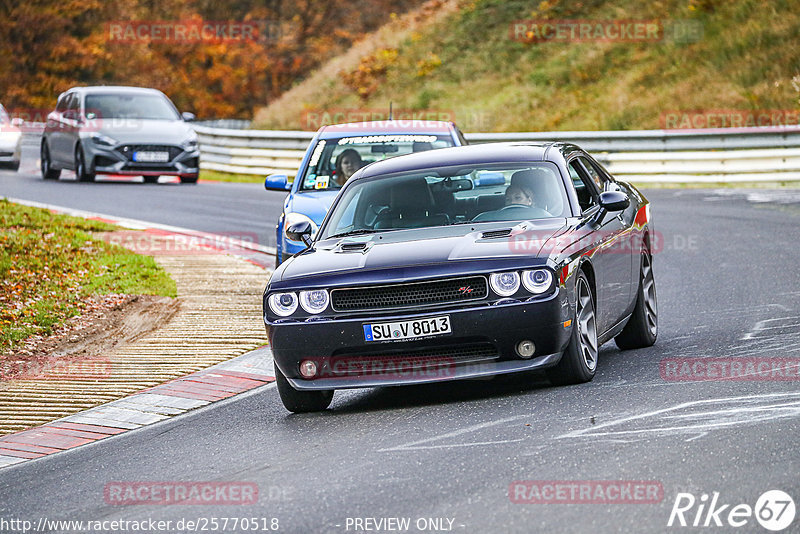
[500,204,530,210]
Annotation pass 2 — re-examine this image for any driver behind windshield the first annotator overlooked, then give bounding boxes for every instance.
[504,183,535,207]
[334,149,363,186]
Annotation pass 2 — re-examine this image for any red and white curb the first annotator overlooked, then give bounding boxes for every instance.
[0,347,275,468]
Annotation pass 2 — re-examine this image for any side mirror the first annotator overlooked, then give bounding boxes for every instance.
[182,112,196,122]
[264,173,291,191]
[10,117,23,127]
[598,191,630,212]
[286,221,313,246]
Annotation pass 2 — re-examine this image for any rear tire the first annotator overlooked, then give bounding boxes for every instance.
[615,250,658,349]
[180,174,199,184]
[275,365,333,413]
[41,143,60,180]
[75,146,95,182]
[547,272,598,386]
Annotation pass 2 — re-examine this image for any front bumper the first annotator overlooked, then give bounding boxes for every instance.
[86,143,199,177]
[0,133,21,163]
[266,291,573,390]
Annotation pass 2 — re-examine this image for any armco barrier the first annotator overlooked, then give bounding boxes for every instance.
[195,125,800,183]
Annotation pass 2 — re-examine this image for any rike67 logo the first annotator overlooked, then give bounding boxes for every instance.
[668,490,795,531]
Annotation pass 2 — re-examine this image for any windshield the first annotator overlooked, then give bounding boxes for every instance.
[84,93,180,120]
[320,161,569,239]
[298,134,455,191]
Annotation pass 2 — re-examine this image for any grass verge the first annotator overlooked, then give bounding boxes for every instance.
[200,169,275,184]
[0,199,176,352]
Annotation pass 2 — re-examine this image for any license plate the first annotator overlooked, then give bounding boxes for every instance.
[363,316,451,342]
[133,151,169,162]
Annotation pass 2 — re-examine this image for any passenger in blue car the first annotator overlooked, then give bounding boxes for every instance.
[334,149,363,186]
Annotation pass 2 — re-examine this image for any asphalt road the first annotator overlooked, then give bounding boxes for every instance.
[1,157,799,533]
[0,142,288,248]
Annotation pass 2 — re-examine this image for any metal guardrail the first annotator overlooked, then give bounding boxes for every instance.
[196,125,800,182]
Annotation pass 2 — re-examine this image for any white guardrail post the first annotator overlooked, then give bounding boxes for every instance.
[194,125,800,183]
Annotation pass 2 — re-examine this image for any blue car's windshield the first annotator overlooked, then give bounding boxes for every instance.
[298,134,455,192]
[320,161,569,239]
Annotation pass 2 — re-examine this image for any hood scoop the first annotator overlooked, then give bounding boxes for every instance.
[480,228,513,239]
[337,241,371,253]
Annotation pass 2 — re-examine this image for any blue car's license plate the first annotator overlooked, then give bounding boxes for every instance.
[363,316,451,342]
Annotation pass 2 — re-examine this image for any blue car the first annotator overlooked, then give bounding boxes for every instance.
[264,120,469,267]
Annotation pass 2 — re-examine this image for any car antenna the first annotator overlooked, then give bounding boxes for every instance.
[388,102,393,120]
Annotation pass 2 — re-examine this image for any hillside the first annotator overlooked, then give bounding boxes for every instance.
[254,0,800,132]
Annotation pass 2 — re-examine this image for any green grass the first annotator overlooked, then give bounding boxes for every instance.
[200,169,270,184]
[0,200,176,352]
[254,0,800,132]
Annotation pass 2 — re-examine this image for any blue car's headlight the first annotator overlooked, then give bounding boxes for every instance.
[522,269,553,294]
[299,289,329,314]
[490,272,520,297]
[268,292,298,317]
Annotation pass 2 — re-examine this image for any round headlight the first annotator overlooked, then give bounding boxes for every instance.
[284,213,318,242]
[299,289,329,314]
[522,269,553,294]
[489,272,520,297]
[268,292,298,317]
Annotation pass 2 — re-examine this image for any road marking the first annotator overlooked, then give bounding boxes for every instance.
[556,392,800,442]
[378,415,533,452]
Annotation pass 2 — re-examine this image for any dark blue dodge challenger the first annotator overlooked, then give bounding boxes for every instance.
[264,143,657,412]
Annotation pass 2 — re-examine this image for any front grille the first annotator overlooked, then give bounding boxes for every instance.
[331,276,488,312]
[116,145,183,162]
[324,343,499,378]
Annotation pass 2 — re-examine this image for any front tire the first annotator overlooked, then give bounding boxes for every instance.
[143,176,159,184]
[275,365,333,413]
[547,272,598,386]
[41,143,61,180]
[180,174,199,184]
[75,145,95,182]
[615,250,658,349]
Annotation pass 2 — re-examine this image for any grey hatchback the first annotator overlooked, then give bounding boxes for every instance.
[41,86,200,183]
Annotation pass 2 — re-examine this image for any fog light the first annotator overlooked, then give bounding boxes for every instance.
[299,360,317,378]
[516,340,536,359]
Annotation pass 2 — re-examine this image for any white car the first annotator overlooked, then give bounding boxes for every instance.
[0,104,22,171]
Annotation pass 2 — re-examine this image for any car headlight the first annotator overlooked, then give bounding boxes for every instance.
[90,133,118,147]
[489,272,520,297]
[268,292,298,317]
[182,136,198,150]
[299,289,329,314]
[522,269,553,294]
[284,213,318,242]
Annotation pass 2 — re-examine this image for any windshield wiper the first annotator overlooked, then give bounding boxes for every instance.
[328,229,381,239]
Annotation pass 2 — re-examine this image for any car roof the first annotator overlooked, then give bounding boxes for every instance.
[353,142,558,179]
[317,120,455,138]
[66,86,166,96]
